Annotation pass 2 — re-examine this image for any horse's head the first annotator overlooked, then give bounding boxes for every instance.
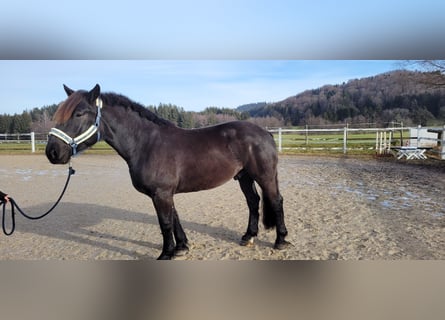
[46,84,102,164]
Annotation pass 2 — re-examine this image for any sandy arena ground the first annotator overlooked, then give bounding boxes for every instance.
[0,154,444,260]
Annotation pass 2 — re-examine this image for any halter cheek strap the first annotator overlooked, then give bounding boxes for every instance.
[49,98,103,156]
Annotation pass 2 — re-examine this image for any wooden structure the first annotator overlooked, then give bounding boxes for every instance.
[427,126,445,160]
[375,130,393,156]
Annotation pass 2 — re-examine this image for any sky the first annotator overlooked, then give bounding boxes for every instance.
[0,60,402,114]
[1,0,444,114]
[1,1,443,59]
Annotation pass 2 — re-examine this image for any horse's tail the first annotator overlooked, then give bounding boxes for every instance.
[262,194,277,230]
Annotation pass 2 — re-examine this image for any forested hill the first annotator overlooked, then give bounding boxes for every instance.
[239,70,445,126]
[3,70,445,134]
[237,102,268,113]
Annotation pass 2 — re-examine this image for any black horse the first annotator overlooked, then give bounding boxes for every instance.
[46,84,289,259]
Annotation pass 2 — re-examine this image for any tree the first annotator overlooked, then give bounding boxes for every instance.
[0,115,11,133]
[10,112,32,133]
[405,60,445,87]
[31,110,54,133]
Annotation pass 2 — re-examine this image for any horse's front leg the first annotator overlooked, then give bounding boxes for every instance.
[172,208,189,256]
[152,191,176,260]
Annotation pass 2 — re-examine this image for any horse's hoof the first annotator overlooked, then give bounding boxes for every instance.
[240,237,255,247]
[157,253,173,260]
[174,246,189,257]
[274,240,292,250]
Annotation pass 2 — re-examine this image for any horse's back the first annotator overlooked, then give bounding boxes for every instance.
[208,121,275,147]
[211,121,279,174]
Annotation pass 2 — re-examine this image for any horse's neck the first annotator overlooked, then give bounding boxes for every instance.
[101,106,161,162]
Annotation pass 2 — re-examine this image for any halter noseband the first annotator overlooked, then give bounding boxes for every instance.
[49,98,103,156]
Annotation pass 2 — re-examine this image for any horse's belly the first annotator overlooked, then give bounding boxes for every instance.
[176,161,241,193]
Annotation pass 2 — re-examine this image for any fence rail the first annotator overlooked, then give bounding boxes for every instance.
[0,132,113,154]
[1,127,443,158]
[0,132,47,153]
[0,129,407,154]
[268,127,408,154]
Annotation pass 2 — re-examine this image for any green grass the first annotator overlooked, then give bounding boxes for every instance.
[0,142,43,154]
[0,141,117,155]
[272,130,409,155]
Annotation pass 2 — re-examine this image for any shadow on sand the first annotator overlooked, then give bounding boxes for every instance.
[5,201,270,259]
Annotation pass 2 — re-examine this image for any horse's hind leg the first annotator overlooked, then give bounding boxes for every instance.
[261,180,290,250]
[237,172,260,247]
[256,172,290,250]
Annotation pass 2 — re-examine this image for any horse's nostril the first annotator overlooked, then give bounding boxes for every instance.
[47,147,58,162]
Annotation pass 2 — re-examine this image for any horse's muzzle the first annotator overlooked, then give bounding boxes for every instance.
[46,137,71,164]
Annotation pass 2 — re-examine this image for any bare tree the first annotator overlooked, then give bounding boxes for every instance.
[404,60,445,87]
[31,110,54,133]
[248,116,284,129]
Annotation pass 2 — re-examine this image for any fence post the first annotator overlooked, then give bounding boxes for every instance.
[417,125,421,147]
[380,131,384,153]
[343,126,347,154]
[375,131,379,154]
[278,128,282,153]
[388,130,392,152]
[31,132,35,153]
[383,131,387,151]
[439,124,445,160]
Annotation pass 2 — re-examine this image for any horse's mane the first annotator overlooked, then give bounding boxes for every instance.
[53,91,173,127]
[53,91,85,124]
[101,92,173,127]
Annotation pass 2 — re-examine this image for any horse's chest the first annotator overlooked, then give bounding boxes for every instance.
[128,165,174,196]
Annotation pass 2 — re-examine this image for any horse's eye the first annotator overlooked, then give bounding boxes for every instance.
[75,111,85,118]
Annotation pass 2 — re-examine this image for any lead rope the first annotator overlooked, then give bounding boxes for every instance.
[2,163,75,236]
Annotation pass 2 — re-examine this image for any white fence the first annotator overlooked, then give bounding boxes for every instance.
[269,125,445,158]
[2,127,444,158]
[420,126,445,160]
[0,132,47,153]
[409,126,440,148]
[268,127,404,154]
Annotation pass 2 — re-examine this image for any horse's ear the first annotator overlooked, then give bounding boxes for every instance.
[88,84,101,102]
[63,84,75,96]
